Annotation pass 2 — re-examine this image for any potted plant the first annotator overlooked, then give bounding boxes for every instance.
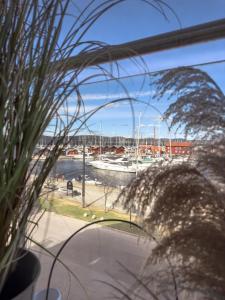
[117,67,225,299]
[0,0,182,297]
[0,0,146,298]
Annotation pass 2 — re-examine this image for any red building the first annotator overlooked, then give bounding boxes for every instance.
[66,148,78,156]
[139,145,161,155]
[115,146,125,154]
[88,146,125,155]
[139,141,192,156]
[165,141,192,155]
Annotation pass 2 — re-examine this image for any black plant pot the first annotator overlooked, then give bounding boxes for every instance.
[0,249,41,300]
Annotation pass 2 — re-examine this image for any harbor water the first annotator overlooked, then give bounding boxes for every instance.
[36,159,135,187]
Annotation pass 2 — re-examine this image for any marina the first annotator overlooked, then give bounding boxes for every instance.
[37,158,136,187]
[88,155,166,173]
[35,153,190,190]
[34,138,192,184]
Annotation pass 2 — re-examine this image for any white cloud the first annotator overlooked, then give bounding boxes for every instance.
[88,110,134,120]
[67,90,156,102]
[58,103,120,115]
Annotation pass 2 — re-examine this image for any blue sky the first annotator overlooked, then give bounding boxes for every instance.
[56,0,225,139]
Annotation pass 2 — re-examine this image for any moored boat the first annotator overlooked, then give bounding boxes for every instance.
[88,156,162,173]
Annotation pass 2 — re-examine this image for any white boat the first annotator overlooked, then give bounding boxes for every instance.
[75,175,102,185]
[169,156,189,165]
[89,156,160,173]
[89,160,137,173]
[72,153,93,160]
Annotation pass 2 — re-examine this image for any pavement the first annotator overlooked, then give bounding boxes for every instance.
[32,180,196,299]
[44,178,125,211]
[30,213,200,300]
[30,212,157,300]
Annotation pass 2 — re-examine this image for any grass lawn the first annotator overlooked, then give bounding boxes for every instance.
[40,197,145,235]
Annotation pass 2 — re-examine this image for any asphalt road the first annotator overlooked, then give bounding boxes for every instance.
[31,212,161,300]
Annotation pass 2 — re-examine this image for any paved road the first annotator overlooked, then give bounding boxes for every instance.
[31,212,159,300]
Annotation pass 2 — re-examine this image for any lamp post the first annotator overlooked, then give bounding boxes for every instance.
[135,112,142,176]
[82,137,86,208]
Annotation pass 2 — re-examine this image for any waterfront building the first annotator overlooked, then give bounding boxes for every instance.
[165,141,192,156]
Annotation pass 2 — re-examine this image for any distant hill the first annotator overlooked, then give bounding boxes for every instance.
[39,135,188,147]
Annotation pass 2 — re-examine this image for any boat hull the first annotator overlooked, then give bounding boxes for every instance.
[89,161,137,173]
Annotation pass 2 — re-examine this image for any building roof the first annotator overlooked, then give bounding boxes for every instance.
[165,141,192,147]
